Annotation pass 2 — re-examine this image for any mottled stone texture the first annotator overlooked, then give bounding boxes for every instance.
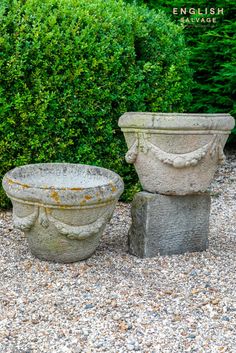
[2,163,124,263]
[129,192,211,257]
[118,113,235,194]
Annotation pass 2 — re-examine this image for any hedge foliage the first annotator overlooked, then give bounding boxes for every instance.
[126,0,236,142]
[0,0,193,207]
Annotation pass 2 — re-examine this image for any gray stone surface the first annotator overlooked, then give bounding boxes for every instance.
[118,112,235,194]
[2,163,124,263]
[129,192,211,257]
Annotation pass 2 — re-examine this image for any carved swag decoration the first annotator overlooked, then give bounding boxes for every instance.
[13,206,109,240]
[125,132,226,168]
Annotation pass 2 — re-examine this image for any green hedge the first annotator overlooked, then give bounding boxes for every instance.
[0,0,193,207]
[126,0,236,142]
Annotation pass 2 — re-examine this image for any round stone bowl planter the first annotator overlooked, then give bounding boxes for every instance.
[118,113,235,194]
[2,163,124,263]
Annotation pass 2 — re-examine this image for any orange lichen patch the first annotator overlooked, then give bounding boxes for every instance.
[70,187,84,191]
[21,183,30,189]
[84,195,92,201]
[109,182,117,193]
[111,185,117,192]
[50,190,61,203]
[7,178,30,188]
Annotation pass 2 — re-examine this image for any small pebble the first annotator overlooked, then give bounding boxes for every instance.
[84,304,94,309]
[222,316,230,321]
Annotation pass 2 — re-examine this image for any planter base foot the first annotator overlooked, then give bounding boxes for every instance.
[129,192,210,257]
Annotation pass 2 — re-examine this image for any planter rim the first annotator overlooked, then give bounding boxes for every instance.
[118,112,235,132]
[2,163,124,207]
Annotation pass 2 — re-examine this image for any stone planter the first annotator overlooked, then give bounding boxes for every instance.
[2,163,124,263]
[118,113,235,194]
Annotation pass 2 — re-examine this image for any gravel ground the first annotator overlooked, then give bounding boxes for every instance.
[0,149,236,353]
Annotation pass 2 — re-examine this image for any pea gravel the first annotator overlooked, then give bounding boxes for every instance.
[0,149,236,353]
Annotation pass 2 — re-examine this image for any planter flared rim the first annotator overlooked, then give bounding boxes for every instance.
[2,163,124,206]
[118,112,235,131]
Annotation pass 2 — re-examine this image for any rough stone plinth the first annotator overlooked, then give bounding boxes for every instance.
[128,192,211,257]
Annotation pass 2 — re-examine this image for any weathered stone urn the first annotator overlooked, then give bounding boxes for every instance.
[119,112,235,257]
[118,113,235,194]
[2,163,124,263]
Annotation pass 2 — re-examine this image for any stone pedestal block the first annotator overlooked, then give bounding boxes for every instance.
[129,192,211,257]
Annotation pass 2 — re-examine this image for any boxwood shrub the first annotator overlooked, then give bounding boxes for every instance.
[126,0,236,143]
[0,0,193,207]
